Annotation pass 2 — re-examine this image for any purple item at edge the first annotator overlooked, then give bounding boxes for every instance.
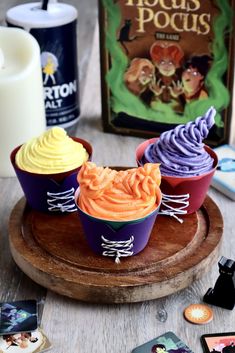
[11,136,92,213]
[13,166,78,213]
[77,206,159,260]
[143,106,216,177]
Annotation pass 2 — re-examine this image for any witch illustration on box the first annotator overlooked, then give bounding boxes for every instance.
[99,0,234,145]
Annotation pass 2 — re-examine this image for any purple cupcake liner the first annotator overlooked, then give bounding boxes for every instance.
[11,137,92,213]
[13,167,79,213]
[76,193,161,262]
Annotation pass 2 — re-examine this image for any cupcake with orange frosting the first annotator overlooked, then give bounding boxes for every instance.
[11,127,92,213]
[75,162,161,262]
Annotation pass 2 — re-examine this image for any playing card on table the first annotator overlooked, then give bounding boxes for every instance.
[0,300,38,335]
[132,331,194,353]
[0,328,51,353]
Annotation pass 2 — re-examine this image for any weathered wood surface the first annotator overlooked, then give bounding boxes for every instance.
[0,3,235,353]
[8,196,223,303]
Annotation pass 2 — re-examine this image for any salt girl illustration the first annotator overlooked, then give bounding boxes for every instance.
[41,51,58,85]
[40,52,77,110]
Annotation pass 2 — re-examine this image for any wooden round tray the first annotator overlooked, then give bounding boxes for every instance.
[9,195,223,303]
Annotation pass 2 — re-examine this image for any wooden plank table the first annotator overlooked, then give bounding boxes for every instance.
[1,16,235,353]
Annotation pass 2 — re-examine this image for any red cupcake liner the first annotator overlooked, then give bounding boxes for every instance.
[136,138,218,217]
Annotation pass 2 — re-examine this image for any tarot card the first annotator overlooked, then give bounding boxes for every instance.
[0,300,38,335]
[132,331,194,353]
[0,328,51,353]
[201,332,235,353]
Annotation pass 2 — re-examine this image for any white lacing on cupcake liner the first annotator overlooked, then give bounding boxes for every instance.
[101,235,134,264]
[47,187,76,212]
[159,193,190,224]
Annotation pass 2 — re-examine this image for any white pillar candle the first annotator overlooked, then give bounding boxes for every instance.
[6,2,79,134]
[0,27,46,177]
[0,48,4,69]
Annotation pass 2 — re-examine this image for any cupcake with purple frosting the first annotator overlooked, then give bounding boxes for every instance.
[136,107,218,220]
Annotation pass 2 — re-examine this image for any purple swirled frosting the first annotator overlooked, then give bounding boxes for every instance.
[143,107,216,177]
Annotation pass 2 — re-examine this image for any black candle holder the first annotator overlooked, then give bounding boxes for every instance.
[41,0,49,11]
[204,256,235,310]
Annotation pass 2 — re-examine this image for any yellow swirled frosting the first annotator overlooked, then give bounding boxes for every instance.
[15,127,89,174]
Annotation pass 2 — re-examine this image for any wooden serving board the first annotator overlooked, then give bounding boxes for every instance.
[8,195,223,303]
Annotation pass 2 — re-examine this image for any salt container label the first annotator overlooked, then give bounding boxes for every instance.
[30,20,79,128]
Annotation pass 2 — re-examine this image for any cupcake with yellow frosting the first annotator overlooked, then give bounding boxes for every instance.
[11,127,92,213]
[75,162,162,262]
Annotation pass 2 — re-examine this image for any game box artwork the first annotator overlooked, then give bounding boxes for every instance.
[98,0,235,145]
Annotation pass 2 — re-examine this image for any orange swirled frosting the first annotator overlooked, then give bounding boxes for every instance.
[15,127,89,174]
[77,162,161,221]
